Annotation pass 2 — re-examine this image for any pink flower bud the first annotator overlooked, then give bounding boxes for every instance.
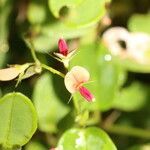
[58,38,68,56]
[79,86,95,102]
[53,38,77,68]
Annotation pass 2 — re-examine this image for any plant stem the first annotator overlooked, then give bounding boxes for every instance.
[104,124,150,139]
[24,38,39,63]
[41,64,65,78]
[30,44,39,63]
[72,94,81,115]
[24,38,65,78]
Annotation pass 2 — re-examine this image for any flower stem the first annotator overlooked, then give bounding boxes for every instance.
[41,64,65,78]
[73,95,80,114]
[30,44,39,64]
[24,38,39,63]
[24,38,65,78]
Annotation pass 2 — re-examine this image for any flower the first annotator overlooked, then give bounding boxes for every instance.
[0,67,21,81]
[54,38,76,68]
[64,66,95,102]
[102,27,130,56]
[102,27,150,64]
[0,64,30,81]
[0,63,41,85]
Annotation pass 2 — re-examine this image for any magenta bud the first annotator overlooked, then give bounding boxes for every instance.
[58,38,68,56]
[79,86,95,102]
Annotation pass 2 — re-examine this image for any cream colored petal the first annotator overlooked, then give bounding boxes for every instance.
[70,66,90,83]
[64,71,78,93]
[127,33,150,64]
[64,66,90,93]
[0,67,20,81]
[102,27,130,55]
[54,52,66,59]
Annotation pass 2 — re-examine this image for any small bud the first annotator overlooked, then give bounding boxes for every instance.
[79,86,95,102]
[58,38,68,56]
[53,38,77,68]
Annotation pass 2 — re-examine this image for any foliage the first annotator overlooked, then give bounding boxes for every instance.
[0,93,37,150]
[0,0,150,150]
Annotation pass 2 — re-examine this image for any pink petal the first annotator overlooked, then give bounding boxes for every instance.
[58,38,68,56]
[79,86,95,102]
[64,66,90,93]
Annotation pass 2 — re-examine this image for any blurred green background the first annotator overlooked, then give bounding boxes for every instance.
[0,0,150,150]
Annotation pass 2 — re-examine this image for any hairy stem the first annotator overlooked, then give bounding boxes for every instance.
[41,64,65,78]
[24,38,39,63]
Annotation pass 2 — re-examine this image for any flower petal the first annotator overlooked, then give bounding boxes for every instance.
[54,52,66,59]
[0,67,21,81]
[79,86,95,102]
[64,66,90,93]
[127,33,150,64]
[64,71,78,93]
[70,66,90,83]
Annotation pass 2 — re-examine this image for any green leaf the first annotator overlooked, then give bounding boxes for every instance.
[26,0,98,53]
[33,73,70,133]
[49,0,106,27]
[27,2,46,24]
[128,13,150,34]
[25,141,47,150]
[0,92,37,149]
[118,58,150,73]
[30,22,96,53]
[113,82,147,111]
[70,43,125,111]
[57,127,117,150]
[49,0,84,18]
